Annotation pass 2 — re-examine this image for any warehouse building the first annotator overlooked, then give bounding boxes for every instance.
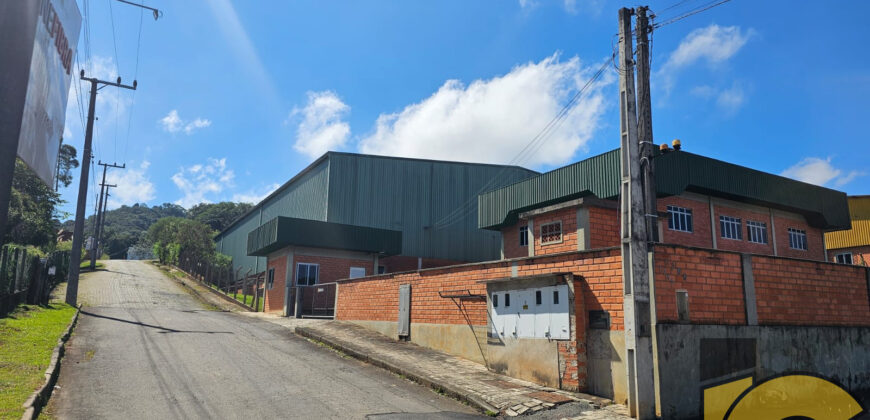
[826,195,870,265]
[213,151,538,313]
[336,146,867,417]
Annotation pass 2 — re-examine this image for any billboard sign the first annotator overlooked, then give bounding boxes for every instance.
[16,0,81,186]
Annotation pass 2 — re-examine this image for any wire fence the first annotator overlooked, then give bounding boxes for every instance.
[175,257,264,312]
[0,245,70,313]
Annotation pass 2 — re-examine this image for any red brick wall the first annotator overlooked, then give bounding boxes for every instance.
[336,248,624,330]
[265,254,288,313]
[653,245,746,325]
[751,255,870,326]
[658,196,713,249]
[502,224,528,259]
[828,245,870,266]
[773,215,825,261]
[263,252,376,313]
[589,206,620,249]
[377,255,463,274]
[712,204,776,256]
[533,207,579,256]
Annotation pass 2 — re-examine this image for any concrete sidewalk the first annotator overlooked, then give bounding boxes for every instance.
[246,313,629,418]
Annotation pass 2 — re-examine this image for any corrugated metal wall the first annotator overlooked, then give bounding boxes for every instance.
[326,154,537,262]
[217,155,537,272]
[825,197,870,249]
[216,160,330,273]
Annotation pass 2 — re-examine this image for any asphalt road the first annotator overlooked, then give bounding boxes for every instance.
[49,260,481,419]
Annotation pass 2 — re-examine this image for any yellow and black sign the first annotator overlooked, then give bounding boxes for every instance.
[704,373,864,419]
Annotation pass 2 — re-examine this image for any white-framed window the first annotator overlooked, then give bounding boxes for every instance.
[540,221,562,244]
[788,228,808,250]
[667,206,693,232]
[349,267,366,279]
[720,216,742,240]
[266,268,275,290]
[296,263,319,286]
[835,252,853,265]
[746,220,768,244]
[519,225,529,247]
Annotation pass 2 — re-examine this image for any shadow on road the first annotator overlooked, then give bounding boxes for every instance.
[81,310,234,334]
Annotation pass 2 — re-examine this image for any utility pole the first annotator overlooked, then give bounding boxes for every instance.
[618,7,656,419]
[91,181,116,268]
[66,72,136,306]
[91,160,124,269]
[636,6,658,244]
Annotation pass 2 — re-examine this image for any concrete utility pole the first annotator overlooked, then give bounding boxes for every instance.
[91,181,116,268]
[618,7,656,419]
[635,6,658,243]
[66,72,136,306]
[91,160,124,269]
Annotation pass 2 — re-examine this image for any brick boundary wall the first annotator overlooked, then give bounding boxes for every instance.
[653,244,870,327]
[751,254,870,326]
[335,248,623,392]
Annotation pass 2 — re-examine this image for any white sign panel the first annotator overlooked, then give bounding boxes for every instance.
[16,0,81,185]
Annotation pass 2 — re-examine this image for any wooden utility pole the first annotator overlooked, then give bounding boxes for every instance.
[618,7,656,419]
[91,160,124,269]
[66,72,136,306]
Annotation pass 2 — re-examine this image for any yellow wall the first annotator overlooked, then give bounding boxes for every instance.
[825,197,870,249]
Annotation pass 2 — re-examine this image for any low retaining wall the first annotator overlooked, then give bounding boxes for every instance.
[335,248,625,397]
[654,323,870,419]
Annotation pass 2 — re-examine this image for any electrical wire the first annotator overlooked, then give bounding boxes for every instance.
[107,0,121,161]
[432,57,613,229]
[123,0,146,164]
[653,0,732,28]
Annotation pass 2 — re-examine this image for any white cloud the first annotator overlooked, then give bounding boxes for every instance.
[171,157,235,208]
[715,83,745,113]
[358,53,612,167]
[184,118,212,134]
[232,183,281,204]
[518,0,538,9]
[64,56,131,156]
[160,110,211,135]
[781,157,865,188]
[290,91,351,158]
[659,24,753,94]
[160,110,183,133]
[106,160,156,209]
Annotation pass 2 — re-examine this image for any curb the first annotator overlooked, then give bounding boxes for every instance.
[21,304,81,420]
[295,326,500,416]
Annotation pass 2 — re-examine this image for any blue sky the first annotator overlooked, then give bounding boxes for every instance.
[58,0,870,218]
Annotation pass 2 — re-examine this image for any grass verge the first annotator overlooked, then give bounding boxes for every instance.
[79,261,105,271]
[0,303,76,419]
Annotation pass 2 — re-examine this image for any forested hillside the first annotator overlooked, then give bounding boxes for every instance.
[62,201,252,259]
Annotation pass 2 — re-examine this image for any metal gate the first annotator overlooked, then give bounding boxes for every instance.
[294,283,337,318]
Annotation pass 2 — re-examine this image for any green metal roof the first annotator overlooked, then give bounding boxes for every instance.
[247,216,402,257]
[479,148,850,231]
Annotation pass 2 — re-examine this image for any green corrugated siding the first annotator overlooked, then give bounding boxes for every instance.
[478,149,621,229]
[326,154,538,261]
[216,160,330,273]
[247,217,402,256]
[479,149,850,230]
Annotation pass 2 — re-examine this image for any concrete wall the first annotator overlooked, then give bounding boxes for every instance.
[654,324,870,419]
[587,329,627,404]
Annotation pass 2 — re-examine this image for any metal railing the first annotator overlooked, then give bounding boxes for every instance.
[176,257,264,312]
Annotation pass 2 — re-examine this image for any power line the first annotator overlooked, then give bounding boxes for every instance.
[653,0,732,28]
[124,0,146,163]
[433,57,613,229]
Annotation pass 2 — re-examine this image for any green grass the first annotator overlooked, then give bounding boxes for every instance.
[150,261,264,311]
[0,303,76,419]
[79,261,105,271]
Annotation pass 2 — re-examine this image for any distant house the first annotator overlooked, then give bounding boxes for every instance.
[825,195,870,265]
[56,229,73,243]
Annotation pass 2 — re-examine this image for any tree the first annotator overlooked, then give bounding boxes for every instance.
[188,202,253,232]
[147,217,216,264]
[55,142,79,190]
[4,159,63,247]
